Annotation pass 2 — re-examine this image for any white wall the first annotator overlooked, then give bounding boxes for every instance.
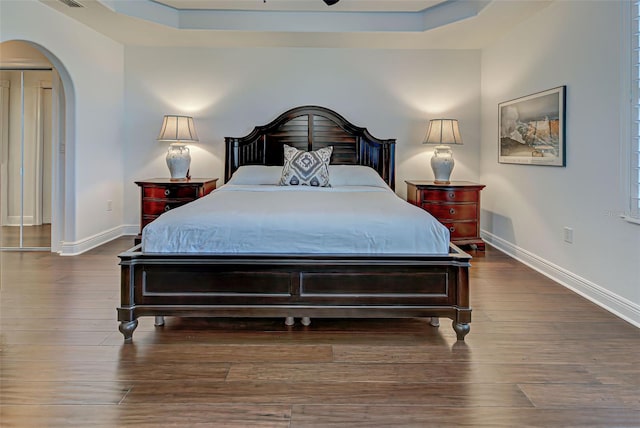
[481,0,640,325]
[123,47,481,226]
[0,0,125,253]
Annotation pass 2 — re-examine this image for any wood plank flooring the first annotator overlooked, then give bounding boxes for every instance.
[1,238,639,427]
[1,224,50,248]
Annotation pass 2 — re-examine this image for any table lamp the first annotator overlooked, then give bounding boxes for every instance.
[424,119,463,183]
[157,115,199,181]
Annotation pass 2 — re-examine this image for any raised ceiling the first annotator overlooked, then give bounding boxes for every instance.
[154,0,444,12]
[38,0,552,49]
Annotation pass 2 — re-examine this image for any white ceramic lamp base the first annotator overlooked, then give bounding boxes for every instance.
[430,145,454,183]
[166,143,191,180]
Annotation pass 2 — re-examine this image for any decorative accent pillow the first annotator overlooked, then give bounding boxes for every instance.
[279,145,333,187]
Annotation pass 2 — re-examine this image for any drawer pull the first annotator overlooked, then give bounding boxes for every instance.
[164,189,171,196]
[449,226,455,233]
[449,208,456,215]
[448,192,456,199]
[164,205,171,212]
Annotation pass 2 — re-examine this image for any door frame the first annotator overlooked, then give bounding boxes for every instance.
[34,80,52,226]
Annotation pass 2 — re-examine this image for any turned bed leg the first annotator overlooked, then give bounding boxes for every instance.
[119,319,138,343]
[155,316,165,326]
[453,321,470,341]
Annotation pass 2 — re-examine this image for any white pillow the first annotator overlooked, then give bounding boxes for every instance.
[328,165,389,188]
[228,164,388,187]
[226,165,283,185]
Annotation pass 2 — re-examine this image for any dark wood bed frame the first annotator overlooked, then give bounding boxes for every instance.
[118,106,472,342]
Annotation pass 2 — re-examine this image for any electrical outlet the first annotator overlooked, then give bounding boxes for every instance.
[563,227,573,243]
[107,200,113,211]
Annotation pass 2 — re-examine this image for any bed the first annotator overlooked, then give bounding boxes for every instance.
[118,105,472,342]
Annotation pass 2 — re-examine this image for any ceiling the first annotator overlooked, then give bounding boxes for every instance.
[154,0,444,12]
[38,0,552,49]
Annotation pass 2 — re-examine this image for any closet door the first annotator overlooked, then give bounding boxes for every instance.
[0,69,52,250]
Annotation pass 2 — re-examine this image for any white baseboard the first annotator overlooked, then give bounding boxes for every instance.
[59,224,138,256]
[481,230,640,328]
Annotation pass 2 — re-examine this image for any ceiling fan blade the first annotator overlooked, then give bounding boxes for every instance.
[323,0,340,5]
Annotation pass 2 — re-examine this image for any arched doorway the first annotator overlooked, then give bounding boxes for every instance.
[0,40,72,253]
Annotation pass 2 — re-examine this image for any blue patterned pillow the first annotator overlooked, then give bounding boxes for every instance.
[279,145,333,187]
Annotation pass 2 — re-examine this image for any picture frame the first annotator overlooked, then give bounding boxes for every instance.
[498,86,566,166]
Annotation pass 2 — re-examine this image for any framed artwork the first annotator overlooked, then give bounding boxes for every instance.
[498,86,566,166]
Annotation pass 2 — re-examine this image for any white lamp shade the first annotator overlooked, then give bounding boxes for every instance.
[157,115,199,142]
[424,119,462,145]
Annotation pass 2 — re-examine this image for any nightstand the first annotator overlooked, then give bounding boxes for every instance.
[134,178,218,244]
[406,180,486,250]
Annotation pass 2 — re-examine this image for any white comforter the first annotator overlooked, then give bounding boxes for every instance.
[142,184,450,254]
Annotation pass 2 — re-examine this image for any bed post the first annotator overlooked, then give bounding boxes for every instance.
[224,138,240,183]
[118,252,139,342]
[385,141,395,191]
[453,259,471,340]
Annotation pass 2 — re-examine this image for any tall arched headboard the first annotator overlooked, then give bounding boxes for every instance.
[224,106,396,190]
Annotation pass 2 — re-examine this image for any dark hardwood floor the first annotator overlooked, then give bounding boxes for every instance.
[1,238,638,427]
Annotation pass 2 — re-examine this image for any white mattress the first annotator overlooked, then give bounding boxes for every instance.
[142,184,450,254]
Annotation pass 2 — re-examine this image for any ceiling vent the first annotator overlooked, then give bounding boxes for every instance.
[57,0,84,7]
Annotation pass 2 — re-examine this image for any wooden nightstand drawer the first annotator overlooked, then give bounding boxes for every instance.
[441,221,479,239]
[143,185,199,199]
[421,189,479,203]
[423,203,477,220]
[141,216,158,230]
[142,200,189,216]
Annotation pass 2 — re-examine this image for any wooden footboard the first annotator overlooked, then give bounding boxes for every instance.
[117,245,472,342]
